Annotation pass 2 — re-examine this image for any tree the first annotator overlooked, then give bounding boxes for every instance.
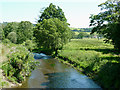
[71,31,77,39]
[77,32,89,39]
[89,0,120,50]
[0,26,5,40]
[38,3,67,22]
[7,32,17,43]
[3,22,19,37]
[34,18,71,55]
[17,21,34,44]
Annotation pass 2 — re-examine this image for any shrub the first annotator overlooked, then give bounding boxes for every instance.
[22,40,36,51]
[2,39,11,44]
[2,46,39,83]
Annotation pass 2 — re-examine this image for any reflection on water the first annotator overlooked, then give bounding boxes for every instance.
[16,53,101,88]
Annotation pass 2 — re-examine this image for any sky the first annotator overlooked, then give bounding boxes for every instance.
[0,0,107,28]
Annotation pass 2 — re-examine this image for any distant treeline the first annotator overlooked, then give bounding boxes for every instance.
[71,28,92,32]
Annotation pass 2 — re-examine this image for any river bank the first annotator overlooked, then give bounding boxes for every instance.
[14,53,101,88]
[0,43,17,88]
[0,43,38,88]
[57,39,120,88]
[1,39,120,88]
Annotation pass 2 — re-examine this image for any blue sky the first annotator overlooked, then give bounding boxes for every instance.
[0,0,107,28]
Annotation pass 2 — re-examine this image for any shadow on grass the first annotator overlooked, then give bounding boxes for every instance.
[80,48,120,55]
[94,62,120,88]
[101,57,120,62]
[83,60,120,88]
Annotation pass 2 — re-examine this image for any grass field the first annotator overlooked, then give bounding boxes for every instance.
[58,38,120,88]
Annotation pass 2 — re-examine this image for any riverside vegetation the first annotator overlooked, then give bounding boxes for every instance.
[0,41,39,88]
[0,0,120,89]
[57,38,120,88]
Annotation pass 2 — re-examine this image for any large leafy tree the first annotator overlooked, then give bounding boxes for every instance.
[3,22,19,37]
[89,0,120,50]
[38,3,67,22]
[34,18,71,55]
[17,21,34,44]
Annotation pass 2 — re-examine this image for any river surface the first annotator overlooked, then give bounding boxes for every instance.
[16,53,101,88]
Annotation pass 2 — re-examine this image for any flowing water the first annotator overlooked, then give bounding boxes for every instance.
[16,53,101,88]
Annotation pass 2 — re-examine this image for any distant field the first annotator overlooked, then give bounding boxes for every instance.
[58,38,120,88]
[63,38,113,50]
[74,31,90,35]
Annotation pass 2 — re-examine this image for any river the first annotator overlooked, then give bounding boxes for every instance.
[15,53,101,88]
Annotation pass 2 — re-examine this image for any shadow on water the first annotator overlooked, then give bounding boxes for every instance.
[12,53,101,89]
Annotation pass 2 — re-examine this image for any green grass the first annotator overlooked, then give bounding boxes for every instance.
[63,38,113,50]
[58,38,120,88]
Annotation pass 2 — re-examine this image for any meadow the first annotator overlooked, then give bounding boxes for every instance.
[58,38,120,88]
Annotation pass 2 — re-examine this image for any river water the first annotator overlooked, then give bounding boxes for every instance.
[16,53,101,88]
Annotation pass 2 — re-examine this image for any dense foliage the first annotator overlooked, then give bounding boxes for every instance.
[35,3,71,55]
[3,22,18,38]
[38,3,67,22]
[17,21,34,44]
[34,18,71,55]
[77,32,90,39]
[90,0,120,50]
[1,21,34,44]
[2,46,38,83]
[0,27,5,40]
[7,32,17,44]
[22,40,36,51]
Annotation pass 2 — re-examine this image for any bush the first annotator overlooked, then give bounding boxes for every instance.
[2,39,11,44]
[2,46,39,83]
[22,40,36,51]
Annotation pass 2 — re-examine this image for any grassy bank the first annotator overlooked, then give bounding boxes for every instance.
[57,38,120,88]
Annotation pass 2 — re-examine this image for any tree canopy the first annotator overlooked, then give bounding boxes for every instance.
[77,32,89,39]
[38,3,67,22]
[3,22,18,37]
[34,18,71,54]
[7,32,17,43]
[0,27,5,40]
[17,21,34,44]
[89,0,120,50]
